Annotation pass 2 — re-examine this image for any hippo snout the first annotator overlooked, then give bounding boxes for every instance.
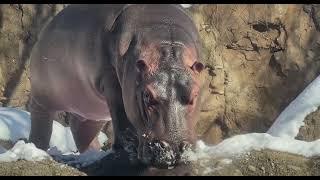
[139,140,193,169]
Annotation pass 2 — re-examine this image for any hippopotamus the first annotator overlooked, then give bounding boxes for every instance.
[29,4,204,168]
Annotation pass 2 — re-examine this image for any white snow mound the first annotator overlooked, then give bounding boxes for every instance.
[0,140,51,162]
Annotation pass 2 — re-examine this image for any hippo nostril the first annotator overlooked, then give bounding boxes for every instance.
[159,140,170,148]
[142,139,181,168]
[179,141,192,153]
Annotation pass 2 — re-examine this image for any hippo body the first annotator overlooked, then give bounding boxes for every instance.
[30,4,126,121]
[29,4,204,168]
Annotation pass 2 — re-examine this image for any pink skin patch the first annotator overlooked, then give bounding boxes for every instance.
[138,42,161,76]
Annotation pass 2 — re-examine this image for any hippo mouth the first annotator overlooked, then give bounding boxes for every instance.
[136,91,177,168]
[136,89,194,168]
[137,136,193,169]
[139,139,178,168]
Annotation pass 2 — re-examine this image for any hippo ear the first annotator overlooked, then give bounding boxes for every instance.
[119,32,132,56]
[191,61,204,73]
[136,60,147,72]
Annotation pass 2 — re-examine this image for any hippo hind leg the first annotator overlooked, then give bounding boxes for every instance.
[69,113,106,153]
[28,96,55,151]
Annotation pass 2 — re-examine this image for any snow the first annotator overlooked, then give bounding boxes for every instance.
[0,107,30,142]
[0,107,108,154]
[49,122,77,153]
[183,133,320,162]
[0,140,109,167]
[267,75,320,138]
[0,107,109,164]
[0,140,51,162]
[181,4,192,8]
[49,122,108,153]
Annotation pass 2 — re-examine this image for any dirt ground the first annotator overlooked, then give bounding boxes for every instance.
[0,160,86,176]
[1,148,319,176]
[233,150,320,176]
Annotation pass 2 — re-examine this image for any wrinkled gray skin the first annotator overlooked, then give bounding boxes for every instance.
[29,4,204,169]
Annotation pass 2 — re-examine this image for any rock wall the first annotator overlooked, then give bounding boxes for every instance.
[0,4,66,108]
[188,4,320,144]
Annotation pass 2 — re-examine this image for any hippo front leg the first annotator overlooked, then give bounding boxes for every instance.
[107,96,133,150]
[101,69,137,153]
[104,90,140,164]
[29,97,55,151]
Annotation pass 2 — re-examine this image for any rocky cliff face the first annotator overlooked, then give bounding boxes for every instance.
[0,4,67,108]
[188,4,320,144]
[0,4,319,145]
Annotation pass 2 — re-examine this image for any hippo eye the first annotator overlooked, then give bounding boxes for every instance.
[143,90,158,107]
[191,61,205,73]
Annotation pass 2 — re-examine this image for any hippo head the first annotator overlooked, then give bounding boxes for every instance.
[114,6,204,169]
[118,25,204,168]
[135,52,204,169]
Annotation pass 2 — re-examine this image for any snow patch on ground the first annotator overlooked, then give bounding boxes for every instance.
[0,107,30,142]
[0,107,108,154]
[0,140,109,168]
[267,75,320,138]
[181,4,192,8]
[0,107,109,165]
[0,140,51,162]
[183,133,320,162]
